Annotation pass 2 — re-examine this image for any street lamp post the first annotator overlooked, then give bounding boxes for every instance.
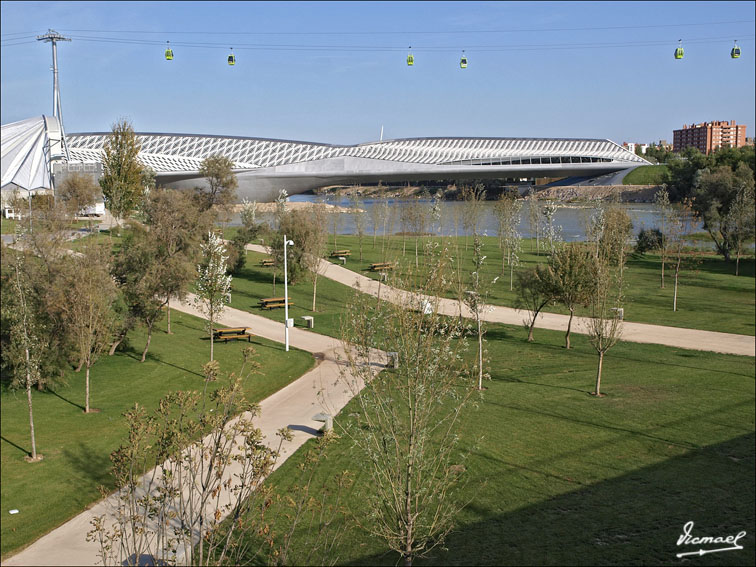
[283,235,294,351]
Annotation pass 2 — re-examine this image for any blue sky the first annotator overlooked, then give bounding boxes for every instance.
[1,1,754,145]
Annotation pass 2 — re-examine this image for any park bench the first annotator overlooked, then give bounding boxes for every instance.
[258,297,294,310]
[329,250,351,259]
[259,258,275,267]
[369,262,395,272]
[213,327,251,343]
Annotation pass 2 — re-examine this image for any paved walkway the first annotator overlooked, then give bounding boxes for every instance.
[247,244,755,357]
[3,297,379,566]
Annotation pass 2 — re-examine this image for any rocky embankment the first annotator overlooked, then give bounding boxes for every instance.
[531,185,661,203]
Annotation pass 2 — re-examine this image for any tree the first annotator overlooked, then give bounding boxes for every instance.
[527,192,541,253]
[692,162,755,262]
[664,146,712,201]
[196,154,238,213]
[339,248,474,566]
[668,200,698,312]
[515,265,554,342]
[3,249,48,461]
[301,206,330,312]
[194,232,232,362]
[87,352,285,566]
[725,180,755,276]
[60,242,118,413]
[654,186,672,287]
[545,244,596,349]
[635,228,665,256]
[100,118,145,229]
[350,195,367,261]
[540,202,563,255]
[494,193,523,290]
[463,237,498,390]
[461,184,486,250]
[58,172,100,217]
[143,188,210,333]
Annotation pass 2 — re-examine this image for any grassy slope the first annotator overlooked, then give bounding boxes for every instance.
[249,323,755,566]
[293,234,755,336]
[0,310,314,559]
[622,165,669,185]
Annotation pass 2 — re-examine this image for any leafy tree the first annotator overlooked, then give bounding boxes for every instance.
[664,146,712,201]
[300,206,330,312]
[58,172,100,217]
[545,244,597,349]
[340,247,474,566]
[196,154,238,213]
[460,184,486,250]
[635,228,665,255]
[100,119,145,229]
[692,162,755,262]
[726,180,755,276]
[143,188,209,333]
[194,232,232,362]
[59,242,118,413]
[515,265,555,342]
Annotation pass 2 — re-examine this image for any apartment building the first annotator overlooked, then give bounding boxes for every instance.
[673,120,748,154]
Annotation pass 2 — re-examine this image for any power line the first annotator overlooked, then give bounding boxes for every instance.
[54,19,755,36]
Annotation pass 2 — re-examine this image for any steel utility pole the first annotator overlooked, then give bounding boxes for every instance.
[36,29,71,160]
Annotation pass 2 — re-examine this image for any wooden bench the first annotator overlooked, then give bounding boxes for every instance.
[259,258,275,267]
[369,262,395,272]
[258,297,294,310]
[213,327,251,343]
[330,250,351,258]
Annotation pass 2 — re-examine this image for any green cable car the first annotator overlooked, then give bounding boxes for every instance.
[460,50,468,68]
[228,48,236,66]
[731,41,741,59]
[407,46,414,66]
[674,40,684,60]
[165,41,173,61]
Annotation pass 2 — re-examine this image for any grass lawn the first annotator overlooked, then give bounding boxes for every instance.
[292,234,755,336]
[1,218,18,235]
[245,323,755,565]
[0,310,314,560]
[622,165,669,185]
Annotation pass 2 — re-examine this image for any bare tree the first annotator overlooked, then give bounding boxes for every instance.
[540,202,563,255]
[460,184,486,251]
[87,351,286,566]
[194,232,232,362]
[654,187,672,288]
[463,237,498,390]
[668,200,699,312]
[526,192,541,254]
[494,193,523,290]
[349,195,367,261]
[339,248,474,567]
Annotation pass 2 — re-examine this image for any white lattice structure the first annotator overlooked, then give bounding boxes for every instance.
[65,132,650,201]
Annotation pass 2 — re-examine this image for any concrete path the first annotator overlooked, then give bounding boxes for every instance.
[3,297,379,566]
[247,244,755,357]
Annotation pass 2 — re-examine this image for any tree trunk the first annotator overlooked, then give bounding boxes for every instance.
[75,358,84,372]
[272,272,276,295]
[85,360,90,413]
[509,262,514,292]
[140,321,153,362]
[109,330,126,356]
[673,258,681,312]
[660,253,665,288]
[736,250,740,276]
[26,348,37,460]
[166,296,173,334]
[565,307,574,349]
[415,237,419,269]
[527,320,535,342]
[210,323,215,362]
[594,351,604,396]
[312,276,318,312]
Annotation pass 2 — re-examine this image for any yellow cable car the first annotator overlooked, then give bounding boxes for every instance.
[407,46,414,66]
[674,39,684,60]
[165,41,173,61]
[228,48,236,66]
[731,40,741,59]
[460,50,468,68]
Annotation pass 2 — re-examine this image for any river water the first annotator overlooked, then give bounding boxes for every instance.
[231,194,705,242]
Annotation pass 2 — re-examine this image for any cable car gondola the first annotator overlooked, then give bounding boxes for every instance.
[674,39,684,60]
[460,50,468,68]
[165,41,173,61]
[228,48,236,66]
[731,40,741,59]
[407,46,414,66]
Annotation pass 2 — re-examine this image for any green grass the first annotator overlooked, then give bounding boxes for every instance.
[245,323,755,565]
[1,218,18,235]
[0,310,314,560]
[300,234,755,336]
[622,165,669,185]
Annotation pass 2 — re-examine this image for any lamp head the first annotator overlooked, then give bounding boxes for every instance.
[286,240,294,246]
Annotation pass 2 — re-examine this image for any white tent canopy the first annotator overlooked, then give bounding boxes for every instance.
[1,115,63,191]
